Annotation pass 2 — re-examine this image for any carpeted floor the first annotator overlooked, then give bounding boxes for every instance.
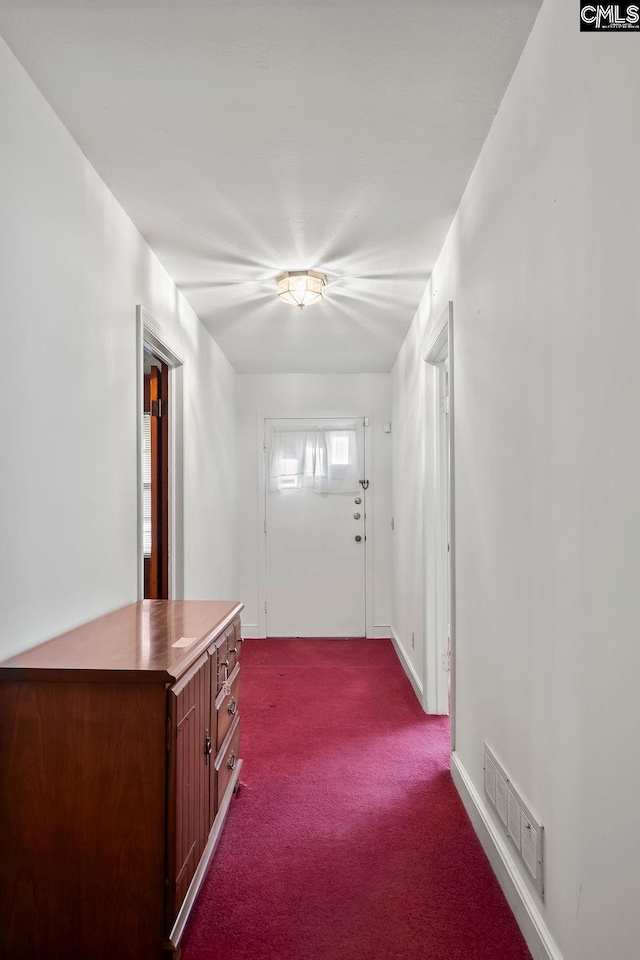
[182,639,532,960]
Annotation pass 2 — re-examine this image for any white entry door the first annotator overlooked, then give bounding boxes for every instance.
[265,417,367,637]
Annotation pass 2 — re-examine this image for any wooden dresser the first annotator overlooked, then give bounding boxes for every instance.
[0,599,244,960]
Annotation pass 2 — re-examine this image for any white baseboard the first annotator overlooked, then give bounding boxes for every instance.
[240,626,391,640]
[390,625,424,702]
[450,751,563,960]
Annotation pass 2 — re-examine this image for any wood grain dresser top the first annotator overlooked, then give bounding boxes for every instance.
[0,600,243,683]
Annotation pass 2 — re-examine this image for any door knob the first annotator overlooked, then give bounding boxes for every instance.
[355,535,362,542]
[353,512,361,520]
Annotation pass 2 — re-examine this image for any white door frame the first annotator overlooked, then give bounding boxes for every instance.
[421,303,456,744]
[136,306,185,600]
[255,410,375,638]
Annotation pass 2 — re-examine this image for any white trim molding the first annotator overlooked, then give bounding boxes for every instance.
[450,751,563,960]
[390,626,424,703]
[421,302,451,363]
[138,306,183,365]
[240,627,390,640]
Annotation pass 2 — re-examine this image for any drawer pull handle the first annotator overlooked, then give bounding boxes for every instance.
[220,660,229,679]
[204,732,212,762]
[227,698,237,716]
[228,647,238,657]
[227,752,237,771]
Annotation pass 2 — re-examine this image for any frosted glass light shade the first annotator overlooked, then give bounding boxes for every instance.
[276,270,327,308]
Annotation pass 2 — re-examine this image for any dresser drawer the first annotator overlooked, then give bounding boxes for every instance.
[213,617,243,692]
[226,620,241,675]
[215,714,241,807]
[215,663,241,749]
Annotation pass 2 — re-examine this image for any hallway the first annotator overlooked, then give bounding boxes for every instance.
[2,3,640,957]
[182,640,531,960]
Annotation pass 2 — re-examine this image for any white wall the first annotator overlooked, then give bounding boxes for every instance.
[392,1,640,958]
[237,374,392,636]
[0,36,238,660]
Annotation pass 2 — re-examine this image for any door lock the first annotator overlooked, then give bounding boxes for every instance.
[355,535,362,542]
[353,512,361,520]
[354,497,362,505]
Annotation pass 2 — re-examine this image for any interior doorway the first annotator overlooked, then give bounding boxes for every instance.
[143,349,169,598]
[264,417,367,637]
[137,306,185,602]
[437,355,451,713]
[422,302,456,739]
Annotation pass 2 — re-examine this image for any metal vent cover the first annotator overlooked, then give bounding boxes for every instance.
[485,752,497,804]
[521,814,539,880]
[484,743,544,900]
[507,788,521,846]
[495,769,509,826]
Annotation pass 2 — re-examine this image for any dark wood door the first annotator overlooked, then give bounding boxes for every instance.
[144,360,169,599]
[166,654,211,928]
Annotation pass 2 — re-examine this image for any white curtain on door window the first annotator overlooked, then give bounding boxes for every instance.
[269,424,361,494]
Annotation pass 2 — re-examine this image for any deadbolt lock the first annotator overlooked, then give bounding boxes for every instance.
[354,497,362,505]
[353,512,361,520]
[355,535,362,542]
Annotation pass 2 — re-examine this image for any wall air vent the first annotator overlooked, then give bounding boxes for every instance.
[484,743,544,900]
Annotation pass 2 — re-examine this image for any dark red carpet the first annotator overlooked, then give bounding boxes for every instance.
[182,639,532,960]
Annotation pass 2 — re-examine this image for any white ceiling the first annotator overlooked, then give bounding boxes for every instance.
[0,0,541,373]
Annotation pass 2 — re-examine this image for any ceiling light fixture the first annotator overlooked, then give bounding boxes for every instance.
[276,270,327,309]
